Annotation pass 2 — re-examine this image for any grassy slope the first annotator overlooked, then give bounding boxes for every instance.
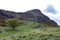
[0,21,60,40]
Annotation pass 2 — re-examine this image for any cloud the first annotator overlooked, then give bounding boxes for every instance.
[43,4,60,25]
[44,5,57,14]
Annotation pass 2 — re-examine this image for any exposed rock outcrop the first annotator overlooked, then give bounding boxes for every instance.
[0,9,58,26]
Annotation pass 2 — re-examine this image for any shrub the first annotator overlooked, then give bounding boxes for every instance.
[6,18,20,30]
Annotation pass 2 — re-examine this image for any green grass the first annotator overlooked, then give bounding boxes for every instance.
[0,21,60,40]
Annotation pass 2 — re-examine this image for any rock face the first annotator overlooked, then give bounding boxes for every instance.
[25,9,58,26]
[0,9,13,18]
[0,9,58,26]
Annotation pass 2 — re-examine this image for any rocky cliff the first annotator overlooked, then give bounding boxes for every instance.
[0,9,58,26]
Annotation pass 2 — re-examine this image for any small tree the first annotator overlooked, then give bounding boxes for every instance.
[6,18,20,30]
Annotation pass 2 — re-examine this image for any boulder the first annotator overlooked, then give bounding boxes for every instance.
[34,24,41,28]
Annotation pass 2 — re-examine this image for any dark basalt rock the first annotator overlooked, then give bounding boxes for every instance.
[0,9,58,26]
[25,9,58,26]
[0,9,14,18]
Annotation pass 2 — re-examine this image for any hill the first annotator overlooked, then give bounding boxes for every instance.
[0,9,58,26]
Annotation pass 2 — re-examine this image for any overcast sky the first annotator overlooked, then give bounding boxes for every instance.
[0,0,60,25]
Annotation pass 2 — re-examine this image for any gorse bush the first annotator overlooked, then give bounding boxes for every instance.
[6,18,20,30]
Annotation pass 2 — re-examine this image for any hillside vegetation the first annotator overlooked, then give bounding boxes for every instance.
[0,21,60,40]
